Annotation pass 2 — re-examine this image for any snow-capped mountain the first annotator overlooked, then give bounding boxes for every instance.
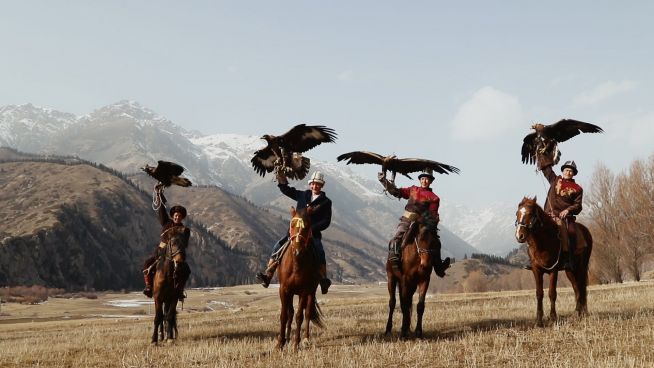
[0,101,479,260]
[0,104,77,151]
[440,202,519,256]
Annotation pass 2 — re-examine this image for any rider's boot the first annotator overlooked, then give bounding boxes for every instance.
[142,270,153,298]
[432,247,451,278]
[388,239,402,271]
[319,263,331,294]
[561,237,576,272]
[558,222,574,271]
[174,262,190,302]
[256,259,278,288]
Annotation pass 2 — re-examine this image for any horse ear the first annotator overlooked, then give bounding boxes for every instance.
[533,195,537,202]
[290,207,296,216]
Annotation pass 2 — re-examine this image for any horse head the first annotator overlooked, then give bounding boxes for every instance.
[288,206,314,254]
[515,196,542,243]
[166,227,188,263]
[408,214,439,269]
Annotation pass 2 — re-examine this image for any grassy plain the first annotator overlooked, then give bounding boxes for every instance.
[1,281,653,368]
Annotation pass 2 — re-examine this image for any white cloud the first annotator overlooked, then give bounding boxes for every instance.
[573,80,637,106]
[449,86,523,141]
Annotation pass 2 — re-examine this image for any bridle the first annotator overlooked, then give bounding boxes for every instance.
[289,215,312,255]
[515,202,562,271]
[515,204,542,231]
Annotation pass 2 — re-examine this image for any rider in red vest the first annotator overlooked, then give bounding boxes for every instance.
[378,169,451,277]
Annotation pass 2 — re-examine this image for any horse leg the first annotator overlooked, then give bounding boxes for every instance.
[385,274,397,336]
[400,282,416,339]
[532,268,545,327]
[302,293,314,347]
[286,304,294,340]
[294,295,307,350]
[414,278,430,339]
[548,271,558,322]
[565,270,582,317]
[277,289,291,350]
[151,300,163,344]
[166,300,178,342]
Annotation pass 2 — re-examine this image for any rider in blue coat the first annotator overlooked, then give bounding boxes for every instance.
[256,171,333,294]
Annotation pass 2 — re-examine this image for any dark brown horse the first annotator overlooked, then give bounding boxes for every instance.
[515,196,593,327]
[151,228,187,344]
[385,218,439,339]
[276,206,324,350]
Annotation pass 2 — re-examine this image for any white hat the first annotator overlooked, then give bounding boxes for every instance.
[308,171,325,185]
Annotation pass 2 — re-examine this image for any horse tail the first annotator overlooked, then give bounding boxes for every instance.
[310,298,325,329]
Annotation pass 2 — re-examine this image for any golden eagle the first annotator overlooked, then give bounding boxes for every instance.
[521,119,604,165]
[142,160,192,188]
[251,124,337,180]
[336,151,460,182]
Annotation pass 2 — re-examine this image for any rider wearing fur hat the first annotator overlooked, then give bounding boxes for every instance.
[378,168,451,277]
[142,188,191,300]
[535,154,584,270]
[256,171,333,294]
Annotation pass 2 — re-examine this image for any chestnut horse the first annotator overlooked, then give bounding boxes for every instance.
[276,206,324,350]
[515,196,593,327]
[151,228,186,344]
[385,218,439,339]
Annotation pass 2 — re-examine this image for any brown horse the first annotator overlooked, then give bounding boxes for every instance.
[515,196,593,327]
[276,206,324,350]
[151,228,187,344]
[385,218,439,339]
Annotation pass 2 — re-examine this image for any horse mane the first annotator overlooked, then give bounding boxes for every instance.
[519,196,557,230]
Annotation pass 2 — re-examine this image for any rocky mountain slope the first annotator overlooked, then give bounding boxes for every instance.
[0,101,480,259]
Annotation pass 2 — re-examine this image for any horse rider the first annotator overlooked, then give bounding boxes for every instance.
[378,168,451,277]
[532,153,584,271]
[256,171,333,294]
[142,187,191,301]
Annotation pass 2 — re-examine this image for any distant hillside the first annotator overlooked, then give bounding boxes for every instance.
[0,149,255,289]
[0,101,480,262]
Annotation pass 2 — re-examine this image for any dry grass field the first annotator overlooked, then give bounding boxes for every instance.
[1,281,654,368]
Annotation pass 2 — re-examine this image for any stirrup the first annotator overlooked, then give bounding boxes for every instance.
[178,290,187,302]
[256,272,271,288]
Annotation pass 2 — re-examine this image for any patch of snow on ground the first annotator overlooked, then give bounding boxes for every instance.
[105,299,153,308]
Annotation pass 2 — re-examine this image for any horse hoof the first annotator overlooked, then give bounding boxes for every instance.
[300,338,311,349]
[166,339,175,344]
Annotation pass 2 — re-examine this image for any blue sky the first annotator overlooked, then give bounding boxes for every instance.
[1,1,652,208]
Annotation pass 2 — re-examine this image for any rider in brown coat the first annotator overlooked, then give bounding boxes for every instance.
[536,153,583,270]
[142,188,191,300]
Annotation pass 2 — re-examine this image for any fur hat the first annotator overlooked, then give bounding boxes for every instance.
[308,171,325,185]
[417,168,435,181]
[169,205,187,218]
[560,161,578,175]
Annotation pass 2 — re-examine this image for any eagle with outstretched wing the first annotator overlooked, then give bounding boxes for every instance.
[251,124,337,180]
[336,151,460,183]
[521,119,604,166]
[142,160,192,188]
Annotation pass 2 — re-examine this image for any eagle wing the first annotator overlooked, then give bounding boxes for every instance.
[392,158,461,176]
[545,119,604,142]
[156,160,185,177]
[521,132,538,165]
[280,124,337,153]
[251,146,278,177]
[143,160,190,187]
[336,151,385,165]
